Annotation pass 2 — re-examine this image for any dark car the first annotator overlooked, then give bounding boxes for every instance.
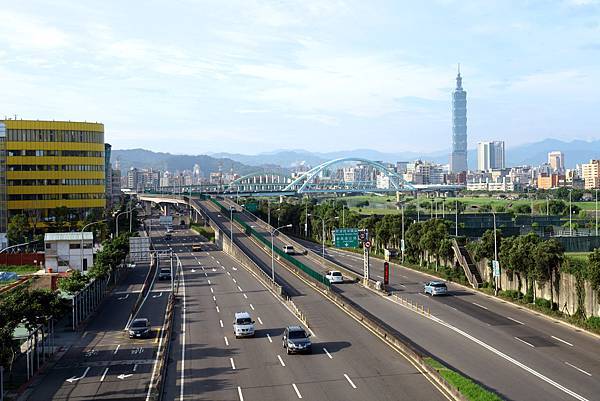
[158,268,171,280]
[128,318,151,338]
[282,325,312,354]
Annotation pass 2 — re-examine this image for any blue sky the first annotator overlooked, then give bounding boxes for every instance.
[1,0,599,154]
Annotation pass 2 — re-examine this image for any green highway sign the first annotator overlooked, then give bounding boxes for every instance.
[334,228,359,248]
[244,202,258,212]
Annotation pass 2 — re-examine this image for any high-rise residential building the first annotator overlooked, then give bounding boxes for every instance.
[548,151,565,172]
[581,160,600,189]
[1,119,106,229]
[450,65,468,173]
[477,141,505,171]
[0,123,7,233]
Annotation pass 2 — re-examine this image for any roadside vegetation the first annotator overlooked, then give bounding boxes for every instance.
[191,223,215,242]
[424,357,503,401]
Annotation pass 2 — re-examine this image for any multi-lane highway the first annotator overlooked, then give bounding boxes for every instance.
[21,227,171,401]
[164,200,450,400]
[215,198,600,401]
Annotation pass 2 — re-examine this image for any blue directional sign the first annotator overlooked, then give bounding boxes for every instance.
[334,228,359,248]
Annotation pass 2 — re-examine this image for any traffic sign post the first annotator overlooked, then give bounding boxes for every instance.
[333,228,359,248]
[361,229,369,284]
[492,260,500,296]
[383,262,389,285]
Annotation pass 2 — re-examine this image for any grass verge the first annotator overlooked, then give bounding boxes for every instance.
[0,264,40,274]
[190,223,215,242]
[424,357,504,401]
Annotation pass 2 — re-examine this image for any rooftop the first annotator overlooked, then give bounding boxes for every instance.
[44,232,93,242]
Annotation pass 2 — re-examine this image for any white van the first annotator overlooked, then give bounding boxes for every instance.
[233,312,255,338]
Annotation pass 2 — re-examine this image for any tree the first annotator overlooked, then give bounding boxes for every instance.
[405,222,425,265]
[59,270,90,294]
[438,238,454,267]
[471,229,501,262]
[589,249,600,293]
[7,214,31,245]
[532,239,564,308]
[507,233,540,298]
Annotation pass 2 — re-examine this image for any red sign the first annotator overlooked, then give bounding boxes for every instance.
[383,262,389,285]
[364,241,371,249]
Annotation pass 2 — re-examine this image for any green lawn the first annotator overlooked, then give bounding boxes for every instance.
[424,357,504,401]
[565,252,591,262]
[0,265,40,274]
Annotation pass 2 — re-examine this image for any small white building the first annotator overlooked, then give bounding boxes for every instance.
[44,232,94,273]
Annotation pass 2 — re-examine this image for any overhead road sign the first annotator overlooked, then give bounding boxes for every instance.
[333,228,358,248]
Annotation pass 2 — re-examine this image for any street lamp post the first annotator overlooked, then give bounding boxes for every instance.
[271,224,292,282]
[80,220,105,272]
[309,214,338,259]
[115,208,133,237]
[569,189,573,237]
[304,200,309,237]
[401,203,405,263]
[492,211,498,295]
[596,189,598,237]
[230,206,234,249]
[455,199,458,236]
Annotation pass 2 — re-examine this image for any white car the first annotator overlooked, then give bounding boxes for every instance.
[283,245,295,255]
[325,270,344,284]
[233,312,255,338]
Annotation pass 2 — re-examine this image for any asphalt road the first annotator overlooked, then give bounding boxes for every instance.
[165,202,449,401]
[215,199,600,401]
[21,228,171,401]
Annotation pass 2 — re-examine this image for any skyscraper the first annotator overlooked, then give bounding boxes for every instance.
[548,151,565,173]
[450,65,468,173]
[477,141,505,171]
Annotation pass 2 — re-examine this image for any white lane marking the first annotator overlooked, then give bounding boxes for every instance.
[243,293,248,299]
[249,303,254,310]
[117,294,129,300]
[257,317,263,325]
[472,302,488,310]
[213,296,216,301]
[180,257,187,401]
[308,328,316,337]
[114,344,120,354]
[344,373,357,389]
[292,383,302,399]
[565,362,592,377]
[507,316,524,325]
[208,279,211,285]
[212,268,216,272]
[425,312,590,401]
[376,275,384,279]
[211,256,215,259]
[133,364,138,372]
[224,336,229,346]
[233,278,237,283]
[237,387,245,401]
[219,320,224,328]
[267,334,272,343]
[277,354,286,367]
[552,336,574,347]
[227,271,231,276]
[230,357,236,370]
[323,348,333,359]
[204,272,208,277]
[237,285,242,291]
[217,260,221,264]
[216,306,220,313]
[514,337,535,348]
[100,367,109,382]
[210,288,214,294]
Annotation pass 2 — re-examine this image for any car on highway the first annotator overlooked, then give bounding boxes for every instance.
[158,267,171,280]
[128,318,151,338]
[191,243,202,251]
[165,232,172,240]
[325,270,344,284]
[424,281,448,296]
[233,312,255,338]
[282,325,312,354]
[283,245,295,255]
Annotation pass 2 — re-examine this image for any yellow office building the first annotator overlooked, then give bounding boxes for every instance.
[0,119,106,229]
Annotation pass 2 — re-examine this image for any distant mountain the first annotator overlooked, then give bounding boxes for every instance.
[111,149,284,176]
[112,139,599,174]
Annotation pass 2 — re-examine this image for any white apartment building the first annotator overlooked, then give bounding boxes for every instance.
[44,232,94,272]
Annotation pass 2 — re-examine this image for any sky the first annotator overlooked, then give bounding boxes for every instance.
[1,0,600,155]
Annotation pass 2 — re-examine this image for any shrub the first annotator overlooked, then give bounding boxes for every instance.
[586,316,600,331]
[534,298,553,310]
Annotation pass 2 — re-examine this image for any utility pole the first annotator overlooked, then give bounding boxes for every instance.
[304,199,308,237]
[596,189,598,237]
[455,199,458,236]
[401,203,405,263]
[492,211,498,296]
[569,189,573,237]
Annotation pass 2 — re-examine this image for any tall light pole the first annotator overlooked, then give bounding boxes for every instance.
[492,211,498,295]
[569,189,573,237]
[115,208,133,237]
[230,206,234,249]
[417,192,420,222]
[271,224,292,282]
[596,188,598,237]
[267,199,271,227]
[80,220,105,272]
[455,199,458,236]
[310,214,338,259]
[401,203,405,263]
[304,199,309,237]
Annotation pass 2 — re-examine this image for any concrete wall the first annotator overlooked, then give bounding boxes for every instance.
[475,257,600,317]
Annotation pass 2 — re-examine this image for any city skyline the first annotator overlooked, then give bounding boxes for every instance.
[1,1,600,154]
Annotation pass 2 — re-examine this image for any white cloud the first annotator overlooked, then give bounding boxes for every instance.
[0,11,70,50]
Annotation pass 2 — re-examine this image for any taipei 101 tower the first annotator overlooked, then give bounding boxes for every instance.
[450,64,468,173]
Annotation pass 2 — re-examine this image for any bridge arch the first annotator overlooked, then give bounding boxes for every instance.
[283,157,415,193]
[227,171,292,192]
